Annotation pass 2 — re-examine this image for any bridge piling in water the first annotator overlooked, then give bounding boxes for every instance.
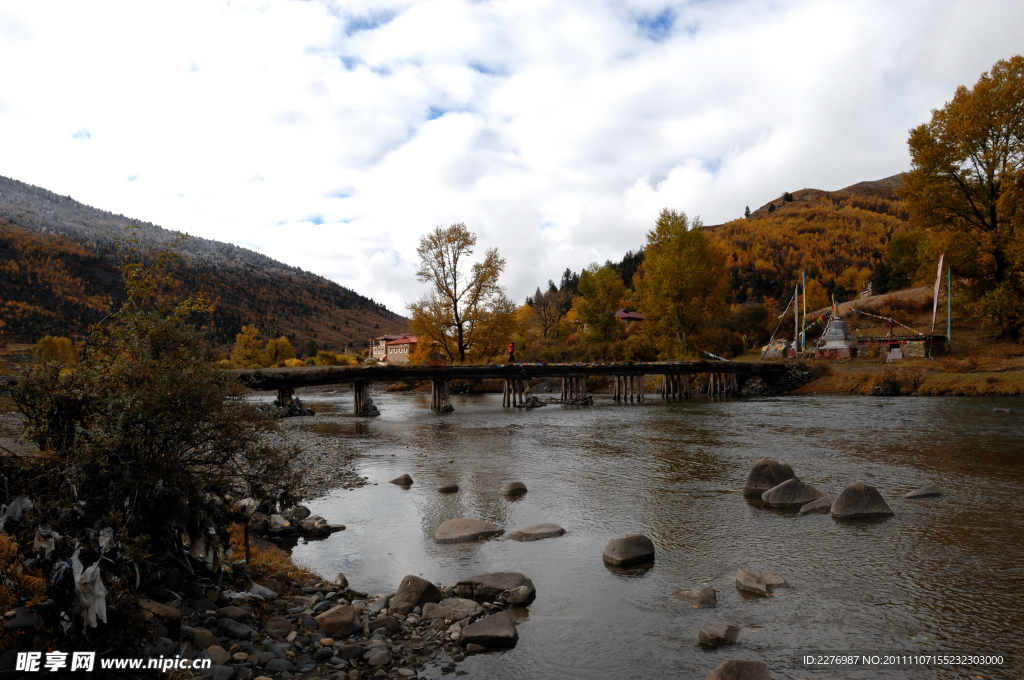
[431,380,453,412]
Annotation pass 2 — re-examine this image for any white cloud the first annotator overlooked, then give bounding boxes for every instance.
[0,0,1021,312]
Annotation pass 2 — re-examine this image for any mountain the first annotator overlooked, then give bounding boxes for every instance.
[705,174,911,304]
[0,175,407,350]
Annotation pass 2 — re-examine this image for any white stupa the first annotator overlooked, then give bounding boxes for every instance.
[815,316,858,359]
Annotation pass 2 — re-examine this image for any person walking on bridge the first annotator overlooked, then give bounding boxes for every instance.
[506,342,516,365]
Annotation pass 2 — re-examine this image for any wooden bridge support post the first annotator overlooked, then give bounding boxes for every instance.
[275,387,294,408]
[638,375,645,403]
[352,381,364,414]
[683,374,690,399]
[431,380,454,412]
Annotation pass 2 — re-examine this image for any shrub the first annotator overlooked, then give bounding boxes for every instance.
[284,358,306,368]
[1,226,299,657]
[31,335,79,365]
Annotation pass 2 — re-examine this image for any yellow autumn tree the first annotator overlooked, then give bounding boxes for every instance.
[32,336,79,365]
[572,264,629,342]
[263,336,296,367]
[231,325,264,367]
[634,208,730,357]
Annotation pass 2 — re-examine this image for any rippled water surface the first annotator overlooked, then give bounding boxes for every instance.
[286,393,1024,679]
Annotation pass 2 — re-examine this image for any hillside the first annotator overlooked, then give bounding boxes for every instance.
[0,176,407,351]
[705,174,911,305]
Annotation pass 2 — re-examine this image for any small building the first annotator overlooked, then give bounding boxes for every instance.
[615,308,644,329]
[761,339,793,359]
[384,336,418,364]
[854,335,947,359]
[814,318,858,359]
[371,335,404,361]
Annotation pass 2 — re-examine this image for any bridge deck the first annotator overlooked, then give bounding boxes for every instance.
[233,361,784,390]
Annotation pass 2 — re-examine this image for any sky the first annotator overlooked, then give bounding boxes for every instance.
[1,1,1022,313]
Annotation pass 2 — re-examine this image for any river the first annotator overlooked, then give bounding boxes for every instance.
[283,392,1023,680]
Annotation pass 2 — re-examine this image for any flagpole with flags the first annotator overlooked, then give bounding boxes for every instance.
[931,253,944,334]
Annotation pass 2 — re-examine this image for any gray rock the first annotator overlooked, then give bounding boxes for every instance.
[263,658,294,673]
[761,478,827,508]
[905,486,942,498]
[799,496,834,514]
[334,572,348,588]
[455,573,536,604]
[371,615,402,636]
[698,624,740,648]
[249,583,278,600]
[422,598,485,621]
[434,518,504,543]
[217,617,255,639]
[263,616,292,638]
[704,659,771,680]
[507,523,565,541]
[735,569,787,596]
[315,605,361,637]
[390,474,413,486]
[505,585,532,606]
[460,611,519,648]
[438,484,459,493]
[312,647,334,661]
[672,587,717,607]
[391,575,443,616]
[149,637,174,658]
[501,481,527,496]
[214,606,249,622]
[831,483,894,518]
[602,534,655,567]
[742,458,796,496]
[367,650,392,667]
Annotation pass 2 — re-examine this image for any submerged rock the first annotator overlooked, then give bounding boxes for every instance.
[507,523,565,541]
[735,569,787,596]
[761,478,827,508]
[434,518,504,543]
[672,587,717,608]
[699,623,740,648]
[743,459,796,497]
[905,486,942,498]
[831,483,894,518]
[390,474,413,487]
[501,481,528,496]
[437,484,459,493]
[456,572,536,604]
[704,659,771,680]
[603,534,655,567]
[799,496,834,514]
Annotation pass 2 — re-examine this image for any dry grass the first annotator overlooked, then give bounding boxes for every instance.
[797,362,1024,396]
[227,524,319,584]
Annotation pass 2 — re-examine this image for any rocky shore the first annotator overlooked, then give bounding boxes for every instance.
[139,568,533,680]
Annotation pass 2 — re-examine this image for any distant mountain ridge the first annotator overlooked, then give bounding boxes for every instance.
[0,175,322,275]
[0,175,407,349]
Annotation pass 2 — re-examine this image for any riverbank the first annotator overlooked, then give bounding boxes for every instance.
[793,356,1024,396]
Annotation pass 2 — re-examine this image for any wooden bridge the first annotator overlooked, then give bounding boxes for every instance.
[232,361,788,415]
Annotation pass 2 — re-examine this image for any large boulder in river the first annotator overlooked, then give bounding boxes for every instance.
[735,569,787,596]
[434,518,504,543]
[390,575,443,615]
[799,496,833,514]
[699,623,740,648]
[831,483,894,518]
[704,659,772,680]
[742,459,796,496]
[501,481,528,496]
[603,534,655,567]
[761,478,827,508]
[456,572,536,604]
[507,523,565,541]
[460,611,519,648]
[905,485,942,498]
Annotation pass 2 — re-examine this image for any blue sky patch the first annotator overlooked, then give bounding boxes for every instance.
[127,174,139,182]
[306,215,325,225]
[345,11,396,36]
[428,107,447,120]
[636,8,675,41]
[340,56,361,71]
[71,129,90,140]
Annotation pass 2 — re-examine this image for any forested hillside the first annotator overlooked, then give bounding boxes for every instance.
[0,176,407,350]
[707,174,913,306]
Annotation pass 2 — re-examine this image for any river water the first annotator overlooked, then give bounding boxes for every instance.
[285,392,1023,680]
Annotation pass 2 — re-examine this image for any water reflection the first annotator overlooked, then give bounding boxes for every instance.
[289,393,1024,680]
